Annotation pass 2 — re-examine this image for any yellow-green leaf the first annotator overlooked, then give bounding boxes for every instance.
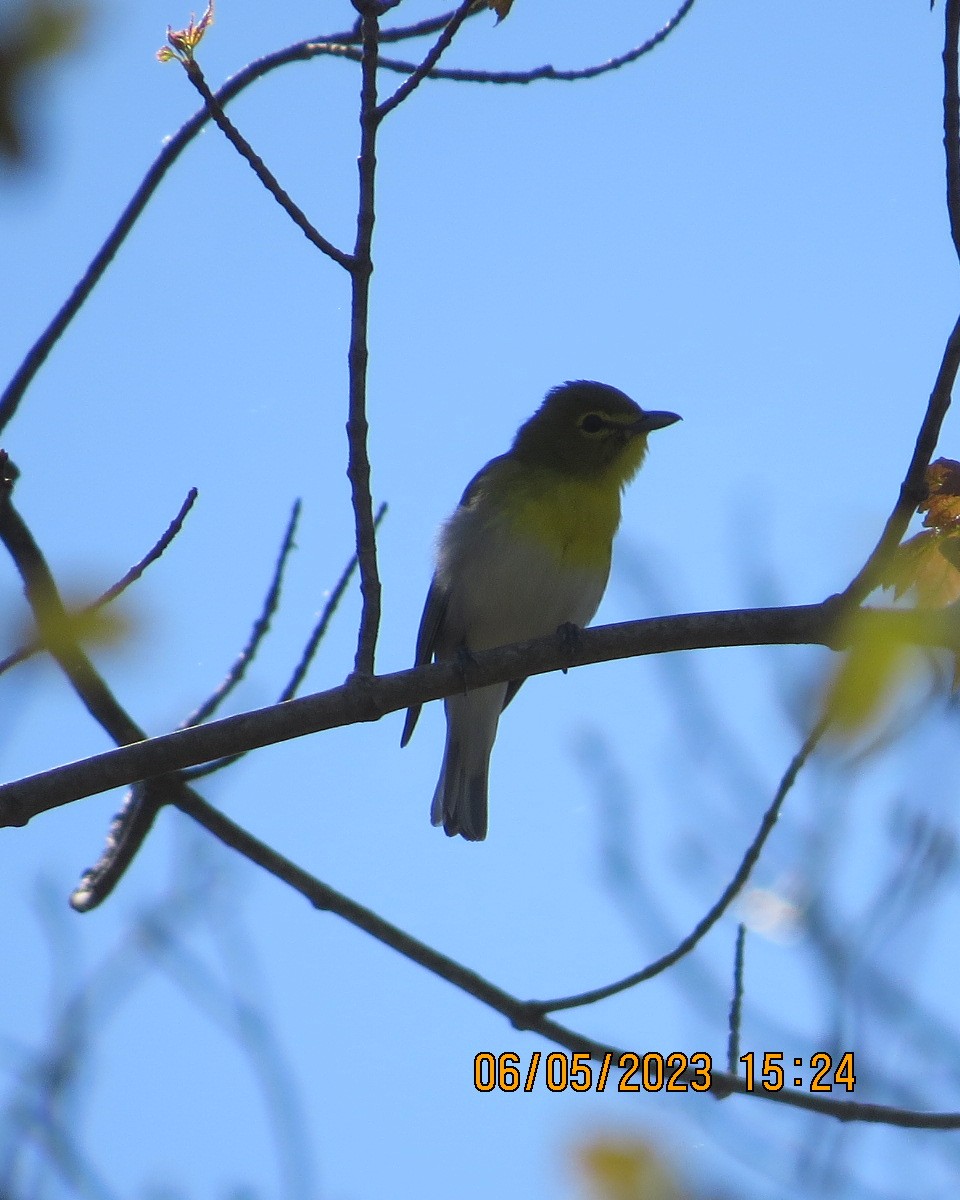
[575,1135,685,1200]
[881,529,960,605]
[818,613,922,740]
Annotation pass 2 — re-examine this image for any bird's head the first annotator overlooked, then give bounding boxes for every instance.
[511,380,680,486]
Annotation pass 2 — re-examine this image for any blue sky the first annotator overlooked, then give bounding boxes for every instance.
[3,2,960,1197]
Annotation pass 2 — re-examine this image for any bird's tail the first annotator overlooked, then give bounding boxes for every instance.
[431,684,506,841]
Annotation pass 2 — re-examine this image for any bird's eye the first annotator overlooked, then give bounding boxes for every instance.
[579,413,604,434]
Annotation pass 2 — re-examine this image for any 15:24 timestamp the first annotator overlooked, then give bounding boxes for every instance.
[740,1051,855,1093]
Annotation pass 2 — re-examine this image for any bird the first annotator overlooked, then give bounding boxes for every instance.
[401,380,680,841]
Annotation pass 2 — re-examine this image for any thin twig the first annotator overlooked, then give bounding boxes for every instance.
[181,500,302,729]
[529,720,828,1014]
[347,2,383,676]
[946,0,960,258]
[181,59,352,269]
[181,502,387,783]
[0,495,144,745]
[727,923,746,1073]
[322,0,699,86]
[0,488,198,677]
[376,0,475,120]
[92,489,199,610]
[70,781,165,911]
[282,502,387,700]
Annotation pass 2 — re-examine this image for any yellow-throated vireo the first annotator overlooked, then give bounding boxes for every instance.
[402,380,680,841]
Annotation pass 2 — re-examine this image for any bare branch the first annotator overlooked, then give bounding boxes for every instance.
[7,601,953,829]
[347,4,384,676]
[322,0,699,87]
[841,3,960,605]
[180,59,352,269]
[180,502,386,782]
[376,0,475,121]
[0,492,144,746]
[0,9,456,431]
[182,500,302,728]
[946,0,960,258]
[279,501,387,702]
[727,924,746,1074]
[0,6,689,431]
[0,488,198,678]
[529,720,827,1014]
[69,781,167,912]
[167,784,960,1129]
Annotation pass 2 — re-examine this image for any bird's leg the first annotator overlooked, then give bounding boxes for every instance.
[455,642,478,693]
[554,621,583,674]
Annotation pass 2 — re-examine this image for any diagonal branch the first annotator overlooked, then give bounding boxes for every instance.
[180,59,352,269]
[528,720,827,1014]
[181,501,385,782]
[278,501,387,702]
[841,1,960,606]
[0,9,463,432]
[376,0,475,120]
[0,488,198,678]
[169,782,960,1129]
[945,0,960,258]
[0,492,144,745]
[182,500,302,728]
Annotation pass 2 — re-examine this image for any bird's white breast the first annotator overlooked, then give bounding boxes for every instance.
[435,503,609,653]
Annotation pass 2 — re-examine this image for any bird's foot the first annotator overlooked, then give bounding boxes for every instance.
[555,621,583,674]
[455,643,478,691]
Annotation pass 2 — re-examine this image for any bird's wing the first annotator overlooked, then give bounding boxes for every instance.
[401,455,513,745]
[400,578,449,747]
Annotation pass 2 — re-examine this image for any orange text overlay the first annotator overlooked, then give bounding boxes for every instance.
[473,1051,713,1094]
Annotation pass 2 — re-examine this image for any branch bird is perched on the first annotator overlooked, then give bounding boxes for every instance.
[402,380,680,841]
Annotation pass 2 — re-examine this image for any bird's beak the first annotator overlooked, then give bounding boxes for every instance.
[632,410,681,434]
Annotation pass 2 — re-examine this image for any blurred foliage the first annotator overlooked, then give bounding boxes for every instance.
[575,1134,687,1200]
[0,0,87,166]
[820,458,960,742]
[882,457,960,605]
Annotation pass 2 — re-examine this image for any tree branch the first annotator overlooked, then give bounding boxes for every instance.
[180,59,352,269]
[376,0,475,121]
[347,2,383,676]
[181,500,302,729]
[0,487,198,677]
[840,1,960,605]
[181,501,386,782]
[167,782,960,1129]
[0,9,466,432]
[4,601,954,828]
[321,0,698,86]
[528,720,827,1013]
[0,493,144,745]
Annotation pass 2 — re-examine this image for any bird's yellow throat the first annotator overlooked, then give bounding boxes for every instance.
[499,438,647,571]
